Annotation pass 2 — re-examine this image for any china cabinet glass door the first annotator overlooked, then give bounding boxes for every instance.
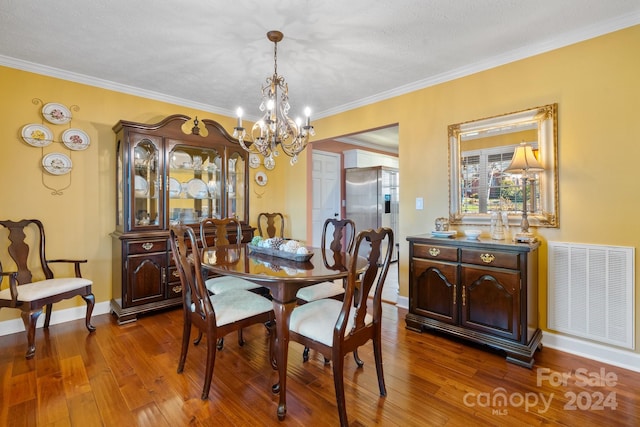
[227,150,246,221]
[168,144,222,224]
[132,136,161,228]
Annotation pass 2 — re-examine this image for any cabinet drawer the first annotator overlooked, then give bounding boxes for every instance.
[127,239,167,255]
[461,249,518,269]
[413,243,458,262]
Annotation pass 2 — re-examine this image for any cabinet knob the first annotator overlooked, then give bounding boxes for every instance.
[142,242,154,251]
[480,253,495,263]
[172,285,182,294]
[429,247,440,257]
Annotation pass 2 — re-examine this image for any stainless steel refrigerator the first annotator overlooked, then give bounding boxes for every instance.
[345,166,399,262]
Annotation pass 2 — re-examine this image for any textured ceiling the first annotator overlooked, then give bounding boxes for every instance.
[2,0,639,150]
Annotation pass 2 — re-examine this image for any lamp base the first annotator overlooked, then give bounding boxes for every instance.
[513,232,537,243]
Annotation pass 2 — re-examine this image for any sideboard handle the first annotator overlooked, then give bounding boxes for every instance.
[480,253,495,263]
[142,242,154,251]
[429,248,440,257]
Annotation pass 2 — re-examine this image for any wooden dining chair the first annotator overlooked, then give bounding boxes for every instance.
[0,219,95,359]
[288,227,394,427]
[170,224,275,400]
[295,218,356,304]
[199,217,270,348]
[257,212,285,238]
[296,218,356,362]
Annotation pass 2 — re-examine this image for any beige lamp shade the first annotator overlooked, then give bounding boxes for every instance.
[505,142,544,175]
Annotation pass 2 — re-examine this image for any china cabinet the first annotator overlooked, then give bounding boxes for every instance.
[405,234,541,367]
[111,114,252,324]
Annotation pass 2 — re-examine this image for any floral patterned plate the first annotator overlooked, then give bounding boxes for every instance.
[22,124,54,147]
[42,152,72,175]
[62,128,90,150]
[42,103,72,124]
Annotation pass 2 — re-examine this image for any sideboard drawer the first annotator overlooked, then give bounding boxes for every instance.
[461,248,519,269]
[127,239,167,255]
[413,243,458,262]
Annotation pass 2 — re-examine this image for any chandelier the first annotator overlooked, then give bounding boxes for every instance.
[233,31,315,165]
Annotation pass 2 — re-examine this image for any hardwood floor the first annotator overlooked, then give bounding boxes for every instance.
[1,304,638,426]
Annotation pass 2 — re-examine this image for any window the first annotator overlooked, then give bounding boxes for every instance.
[461,143,539,214]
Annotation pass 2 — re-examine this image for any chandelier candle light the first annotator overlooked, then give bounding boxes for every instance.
[234,31,315,166]
[504,141,544,243]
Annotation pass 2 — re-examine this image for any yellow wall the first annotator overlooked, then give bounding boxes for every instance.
[1,25,639,354]
[314,25,640,351]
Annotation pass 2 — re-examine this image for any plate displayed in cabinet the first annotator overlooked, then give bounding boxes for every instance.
[22,124,54,147]
[169,177,182,198]
[62,128,90,150]
[255,171,268,186]
[264,156,275,170]
[249,153,260,169]
[186,178,208,199]
[134,175,149,197]
[42,103,72,124]
[42,152,72,175]
[170,150,192,169]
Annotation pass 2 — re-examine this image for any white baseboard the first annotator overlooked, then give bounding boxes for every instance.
[396,295,409,310]
[542,330,640,373]
[0,301,111,336]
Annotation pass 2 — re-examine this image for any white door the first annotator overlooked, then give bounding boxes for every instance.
[311,151,341,247]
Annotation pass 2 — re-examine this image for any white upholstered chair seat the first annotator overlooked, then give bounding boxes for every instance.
[205,275,262,294]
[295,280,345,302]
[0,277,92,302]
[190,289,273,327]
[289,298,373,347]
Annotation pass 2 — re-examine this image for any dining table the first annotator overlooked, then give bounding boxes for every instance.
[200,242,367,421]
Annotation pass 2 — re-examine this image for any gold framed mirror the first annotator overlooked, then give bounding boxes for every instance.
[448,103,558,227]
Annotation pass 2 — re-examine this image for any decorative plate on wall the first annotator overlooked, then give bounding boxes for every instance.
[62,128,90,150]
[255,171,268,186]
[42,103,72,125]
[22,124,54,147]
[42,152,72,175]
[248,153,261,169]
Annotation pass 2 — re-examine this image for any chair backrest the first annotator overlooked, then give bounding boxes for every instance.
[322,218,356,254]
[337,227,394,343]
[170,224,216,324]
[0,219,54,285]
[199,217,242,249]
[257,212,285,238]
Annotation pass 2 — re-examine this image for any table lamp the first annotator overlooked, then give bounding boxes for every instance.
[504,141,544,243]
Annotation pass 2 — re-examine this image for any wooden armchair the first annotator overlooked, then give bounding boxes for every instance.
[257,212,285,238]
[288,227,394,426]
[170,224,275,399]
[0,219,95,359]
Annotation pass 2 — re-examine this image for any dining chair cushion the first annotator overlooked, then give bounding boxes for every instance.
[0,278,92,302]
[189,289,273,327]
[205,275,262,294]
[289,298,373,347]
[295,280,345,302]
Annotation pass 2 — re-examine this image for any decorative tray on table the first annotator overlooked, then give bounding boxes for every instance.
[247,237,314,262]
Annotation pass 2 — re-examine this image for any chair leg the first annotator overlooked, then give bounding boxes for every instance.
[193,331,203,345]
[21,309,42,359]
[177,318,192,374]
[44,303,53,328]
[237,328,245,346]
[373,335,387,396]
[332,352,349,427]
[267,320,277,370]
[353,349,364,368]
[202,331,218,400]
[82,293,97,332]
